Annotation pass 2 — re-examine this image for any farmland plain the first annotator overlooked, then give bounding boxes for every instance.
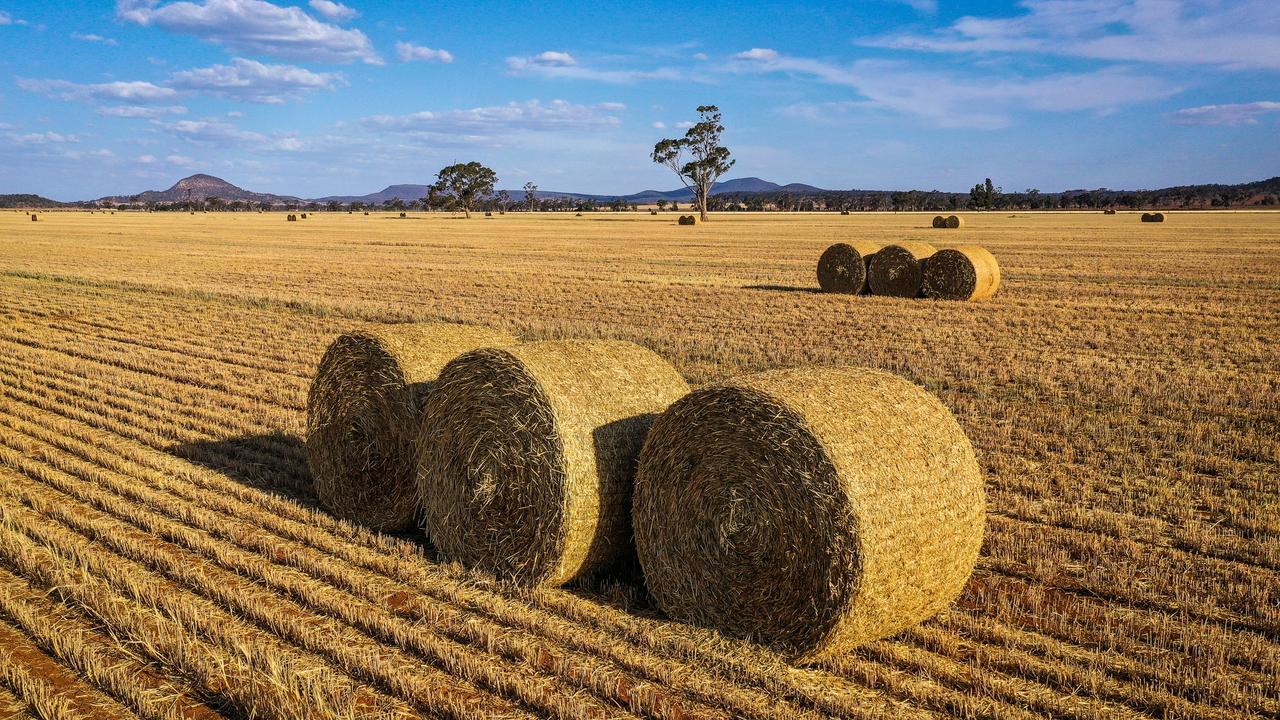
[0,209,1276,719]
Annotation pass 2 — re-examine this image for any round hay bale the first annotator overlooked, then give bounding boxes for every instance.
[418,340,689,586]
[307,323,515,533]
[633,366,984,662]
[866,242,936,297]
[30,214,37,222]
[1103,208,1116,215]
[1141,212,1165,223]
[931,215,946,228]
[944,215,964,229]
[816,241,881,294]
[840,210,851,216]
[677,215,698,226]
[922,245,1001,301]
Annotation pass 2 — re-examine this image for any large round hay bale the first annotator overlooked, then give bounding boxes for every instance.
[931,215,946,228]
[678,215,698,226]
[418,340,689,586]
[1141,212,1165,223]
[816,241,880,294]
[866,242,935,297]
[307,324,515,532]
[922,245,1001,301]
[634,366,984,661]
[944,215,964,229]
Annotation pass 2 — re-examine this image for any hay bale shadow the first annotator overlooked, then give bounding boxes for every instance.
[743,284,822,294]
[169,431,314,503]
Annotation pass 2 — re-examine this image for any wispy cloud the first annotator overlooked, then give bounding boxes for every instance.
[7,131,80,145]
[17,77,178,102]
[395,42,453,63]
[861,0,1280,70]
[308,0,357,21]
[1168,101,1280,126]
[506,51,687,83]
[728,49,1180,128]
[97,104,189,118]
[169,58,343,104]
[71,32,118,45]
[0,10,29,25]
[117,0,382,64]
[361,99,623,137]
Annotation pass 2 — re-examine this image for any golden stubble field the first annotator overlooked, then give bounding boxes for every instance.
[0,209,1276,719]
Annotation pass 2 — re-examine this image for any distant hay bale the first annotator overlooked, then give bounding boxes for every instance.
[418,340,689,586]
[484,211,493,217]
[677,215,698,226]
[364,211,369,215]
[1141,212,1165,223]
[633,366,985,662]
[932,215,946,228]
[650,210,658,215]
[300,213,307,219]
[817,241,881,294]
[840,210,851,215]
[287,214,297,222]
[922,245,1001,301]
[307,324,515,533]
[867,242,936,297]
[945,215,964,229]
[30,214,37,222]
[400,212,407,218]
[1103,209,1117,215]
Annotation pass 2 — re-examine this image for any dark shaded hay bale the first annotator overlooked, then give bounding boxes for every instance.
[650,210,658,215]
[484,211,493,217]
[931,215,945,228]
[922,245,1000,301]
[287,214,297,222]
[840,210,850,215]
[633,366,984,662]
[816,241,881,294]
[944,215,963,229]
[307,324,515,532]
[1141,212,1165,223]
[400,212,407,218]
[677,215,698,226]
[1103,209,1117,215]
[300,213,307,219]
[30,215,37,222]
[418,340,689,586]
[867,242,936,297]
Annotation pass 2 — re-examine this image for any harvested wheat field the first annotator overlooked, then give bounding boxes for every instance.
[0,209,1277,719]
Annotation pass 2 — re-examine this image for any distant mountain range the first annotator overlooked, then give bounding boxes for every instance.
[312,176,826,205]
[2,173,1276,209]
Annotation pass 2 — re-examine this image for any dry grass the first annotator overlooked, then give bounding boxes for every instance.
[0,209,1276,719]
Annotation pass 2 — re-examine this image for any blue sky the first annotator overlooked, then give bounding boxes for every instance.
[1,0,1277,200]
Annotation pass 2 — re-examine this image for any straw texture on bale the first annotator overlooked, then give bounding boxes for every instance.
[816,241,881,294]
[633,366,985,662]
[306,323,515,533]
[867,242,936,297]
[678,215,698,226]
[945,215,964,229]
[931,215,946,228]
[417,340,689,586]
[1141,212,1165,223]
[922,245,1001,301]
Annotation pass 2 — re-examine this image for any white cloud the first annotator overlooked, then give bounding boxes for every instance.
[17,77,178,102]
[675,121,694,129]
[71,32,119,45]
[728,50,1180,128]
[505,51,686,83]
[98,104,189,118]
[137,154,157,163]
[169,58,343,103]
[166,153,198,167]
[895,0,937,12]
[862,0,1280,70]
[7,131,80,145]
[395,42,453,63]
[733,48,779,62]
[692,52,708,61]
[1168,101,1280,126]
[117,0,381,64]
[0,10,29,25]
[651,121,666,129]
[154,118,269,145]
[308,0,356,21]
[361,99,623,138]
